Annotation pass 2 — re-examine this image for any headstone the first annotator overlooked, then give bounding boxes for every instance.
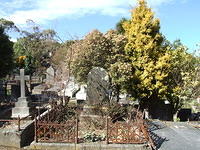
[46,66,55,85]
[62,77,79,98]
[76,85,87,100]
[177,109,192,121]
[118,94,130,104]
[12,69,31,118]
[86,67,110,105]
[32,84,47,94]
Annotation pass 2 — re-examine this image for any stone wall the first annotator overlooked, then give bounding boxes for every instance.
[0,121,34,148]
[30,142,150,150]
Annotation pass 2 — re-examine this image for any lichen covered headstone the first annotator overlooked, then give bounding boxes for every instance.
[86,67,110,105]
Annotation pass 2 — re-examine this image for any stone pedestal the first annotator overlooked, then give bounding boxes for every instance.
[12,97,30,118]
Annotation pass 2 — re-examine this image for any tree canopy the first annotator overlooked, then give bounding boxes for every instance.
[13,22,60,75]
[0,27,13,78]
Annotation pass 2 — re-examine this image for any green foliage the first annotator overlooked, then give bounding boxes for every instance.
[52,40,75,66]
[166,40,200,112]
[0,18,19,32]
[71,30,112,83]
[13,23,60,75]
[83,132,105,142]
[0,27,14,78]
[115,18,128,34]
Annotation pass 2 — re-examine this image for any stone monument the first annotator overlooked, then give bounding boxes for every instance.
[46,66,55,85]
[86,67,110,105]
[76,85,87,101]
[12,69,30,118]
[62,77,79,98]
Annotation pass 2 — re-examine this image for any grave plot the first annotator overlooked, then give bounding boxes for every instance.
[34,102,154,148]
[35,104,77,143]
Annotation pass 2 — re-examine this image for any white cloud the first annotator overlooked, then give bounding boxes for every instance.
[0,0,186,25]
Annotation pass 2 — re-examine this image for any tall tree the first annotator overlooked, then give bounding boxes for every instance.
[166,40,200,114]
[115,18,128,34]
[0,27,13,78]
[71,30,112,83]
[114,0,171,106]
[13,22,60,75]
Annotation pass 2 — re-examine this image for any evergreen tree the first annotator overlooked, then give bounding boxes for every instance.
[121,0,171,102]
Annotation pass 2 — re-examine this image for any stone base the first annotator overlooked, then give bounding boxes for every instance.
[30,142,149,150]
[0,120,34,148]
[12,97,30,118]
[81,105,108,116]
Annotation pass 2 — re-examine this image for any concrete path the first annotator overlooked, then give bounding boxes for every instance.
[150,121,200,150]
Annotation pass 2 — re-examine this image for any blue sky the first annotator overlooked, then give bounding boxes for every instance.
[0,0,199,52]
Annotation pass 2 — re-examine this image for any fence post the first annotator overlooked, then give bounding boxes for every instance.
[75,114,78,144]
[18,116,20,131]
[48,109,50,122]
[34,115,38,143]
[106,115,109,144]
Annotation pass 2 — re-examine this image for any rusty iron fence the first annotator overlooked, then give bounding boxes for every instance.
[35,104,78,143]
[35,119,77,143]
[35,105,154,147]
[107,119,149,144]
[0,114,33,131]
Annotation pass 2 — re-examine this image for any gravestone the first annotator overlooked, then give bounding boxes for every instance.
[63,77,79,98]
[46,66,55,85]
[86,67,110,105]
[177,109,192,121]
[12,69,31,118]
[32,84,47,95]
[76,85,87,101]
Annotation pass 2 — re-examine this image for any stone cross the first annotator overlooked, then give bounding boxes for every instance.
[15,69,30,98]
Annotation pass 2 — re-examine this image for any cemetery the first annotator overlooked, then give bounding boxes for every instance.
[0,0,200,150]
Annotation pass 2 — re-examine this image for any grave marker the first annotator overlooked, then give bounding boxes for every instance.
[86,67,110,105]
[12,69,31,118]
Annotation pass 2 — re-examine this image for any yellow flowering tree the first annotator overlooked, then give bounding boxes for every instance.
[120,0,171,101]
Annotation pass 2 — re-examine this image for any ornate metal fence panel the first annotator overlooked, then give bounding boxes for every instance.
[36,120,76,143]
[35,105,78,143]
[107,120,149,144]
[35,105,154,146]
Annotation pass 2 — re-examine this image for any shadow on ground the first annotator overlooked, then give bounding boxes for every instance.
[147,121,168,149]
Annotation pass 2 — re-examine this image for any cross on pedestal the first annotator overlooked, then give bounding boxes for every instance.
[15,69,30,98]
[12,69,31,118]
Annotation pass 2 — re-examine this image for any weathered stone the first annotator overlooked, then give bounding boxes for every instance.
[0,120,34,148]
[12,69,31,118]
[62,77,79,98]
[32,84,47,95]
[76,85,87,100]
[86,67,110,105]
[46,66,55,85]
